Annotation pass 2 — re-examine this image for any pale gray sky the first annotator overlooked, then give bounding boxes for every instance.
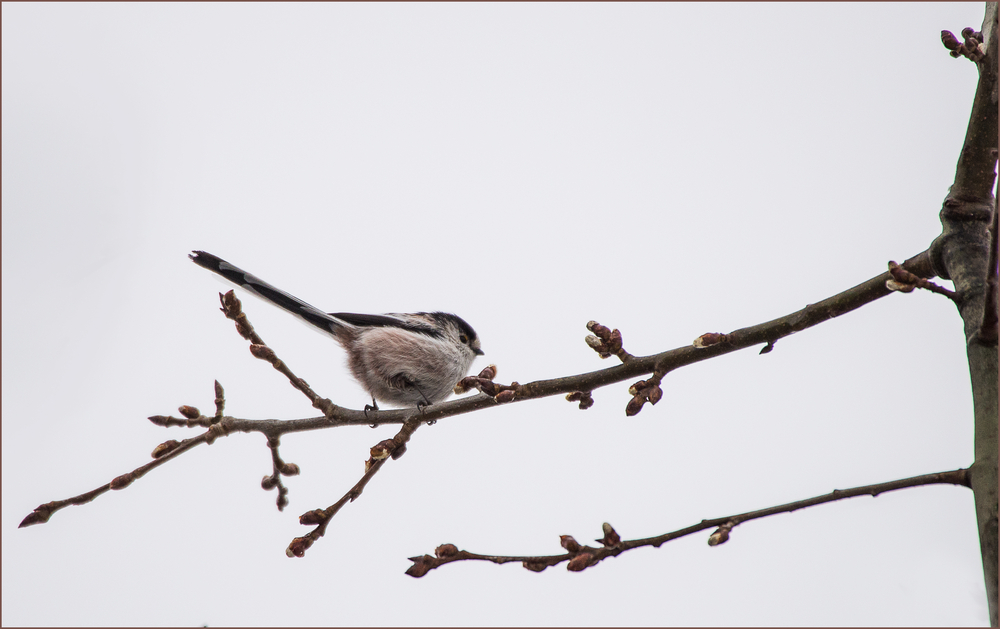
[2,3,992,625]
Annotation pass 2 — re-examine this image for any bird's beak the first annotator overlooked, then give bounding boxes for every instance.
[474,348,485,356]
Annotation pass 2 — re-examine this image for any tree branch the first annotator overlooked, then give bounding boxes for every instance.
[932,6,999,625]
[19,250,938,530]
[405,469,972,577]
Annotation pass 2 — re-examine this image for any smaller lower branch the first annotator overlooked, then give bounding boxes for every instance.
[405,468,971,577]
[286,417,424,558]
[18,430,215,528]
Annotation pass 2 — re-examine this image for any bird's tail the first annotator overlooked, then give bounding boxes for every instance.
[189,250,351,339]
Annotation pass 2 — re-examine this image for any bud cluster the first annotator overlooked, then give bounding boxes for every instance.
[626,374,664,417]
[585,320,629,361]
[565,390,594,410]
[941,28,986,61]
[454,364,519,404]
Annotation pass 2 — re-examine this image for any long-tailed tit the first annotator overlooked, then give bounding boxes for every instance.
[189,251,483,410]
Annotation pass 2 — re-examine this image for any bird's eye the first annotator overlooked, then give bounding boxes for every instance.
[459,334,469,345]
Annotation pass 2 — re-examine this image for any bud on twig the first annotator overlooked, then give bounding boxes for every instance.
[109,473,134,490]
[567,552,595,572]
[299,509,326,526]
[565,391,595,410]
[370,439,395,460]
[708,526,731,546]
[286,536,312,558]
[494,389,516,404]
[249,344,276,362]
[693,332,728,348]
[625,395,646,416]
[941,30,962,51]
[178,405,200,419]
[596,522,622,548]
[560,535,581,553]
[405,555,435,578]
[435,543,459,558]
[151,440,181,459]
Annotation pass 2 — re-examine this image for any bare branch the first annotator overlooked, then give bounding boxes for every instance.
[218,290,338,419]
[286,417,423,558]
[21,250,939,528]
[405,468,971,577]
[19,429,216,528]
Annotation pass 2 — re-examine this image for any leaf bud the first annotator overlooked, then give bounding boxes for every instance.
[151,440,181,459]
[708,527,731,546]
[560,535,581,553]
[109,473,134,490]
[567,552,595,572]
[249,344,276,361]
[178,405,200,419]
[494,389,516,404]
[286,536,312,558]
[625,395,646,416]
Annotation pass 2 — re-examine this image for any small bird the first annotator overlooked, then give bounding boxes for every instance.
[189,251,483,410]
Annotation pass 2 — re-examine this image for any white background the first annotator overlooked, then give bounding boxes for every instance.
[2,3,993,626]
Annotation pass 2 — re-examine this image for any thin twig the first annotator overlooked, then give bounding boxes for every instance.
[405,468,971,576]
[286,417,423,558]
[219,290,338,419]
[19,430,218,528]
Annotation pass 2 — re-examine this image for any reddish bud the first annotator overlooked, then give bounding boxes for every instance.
[19,507,53,528]
[435,543,459,558]
[522,561,548,573]
[566,391,594,410]
[625,395,646,416]
[220,290,242,315]
[299,509,326,526]
[693,332,726,348]
[941,30,961,50]
[708,527,731,546]
[405,555,435,578]
[151,440,181,459]
[648,385,663,405]
[586,320,607,335]
[286,536,312,558]
[178,405,200,419]
[109,474,134,490]
[494,389,517,404]
[249,344,276,361]
[560,535,581,553]
[370,439,395,460]
[478,364,498,380]
[567,552,595,572]
[597,522,622,547]
[261,475,277,490]
[886,279,915,293]
[280,462,300,476]
[147,415,169,426]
